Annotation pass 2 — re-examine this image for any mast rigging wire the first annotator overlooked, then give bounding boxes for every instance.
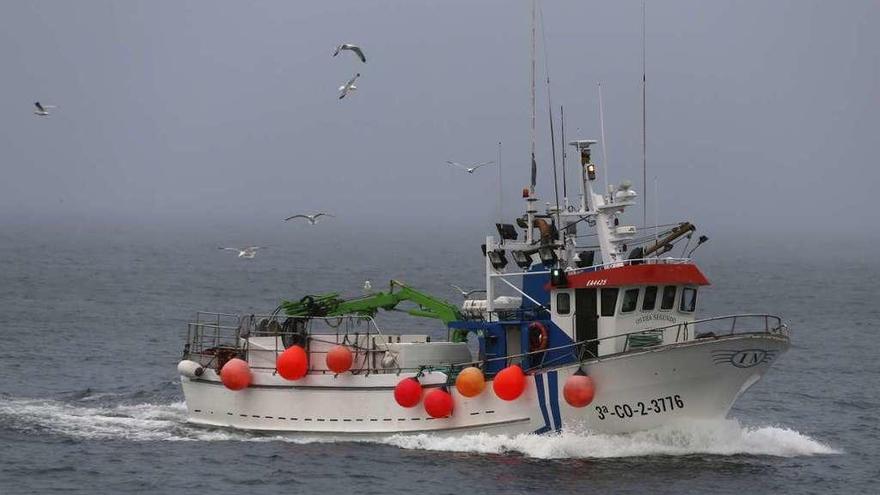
[538,2,561,224]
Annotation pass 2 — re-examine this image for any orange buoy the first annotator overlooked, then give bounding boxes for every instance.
[326,345,353,374]
[563,370,595,407]
[220,358,251,390]
[276,345,308,380]
[454,366,486,397]
[424,387,454,418]
[492,364,526,401]
[394,377,422,408]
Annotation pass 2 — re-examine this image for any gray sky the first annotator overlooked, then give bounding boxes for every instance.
[1,1,877,237]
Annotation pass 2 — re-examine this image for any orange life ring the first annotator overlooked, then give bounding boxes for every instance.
[528,321,549,353]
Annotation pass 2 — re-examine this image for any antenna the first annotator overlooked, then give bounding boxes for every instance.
[561,105,567,202]
[529,0,537,194]
[641,0,648,227]
[498,141,503,221]
[598,82,610,193]
[538,2,561,222]
[654,176,659,242]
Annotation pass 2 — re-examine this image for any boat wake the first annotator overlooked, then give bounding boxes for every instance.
[0,395,838,458]
[383,420,840,459]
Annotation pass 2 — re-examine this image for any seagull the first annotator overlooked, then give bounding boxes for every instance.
[284,212,334,225]
[446,160,495,174]
[338,73,360,100]
[333,43,366,63]
[363,280,372,293]
[451,284,485,299]
[218,246,264,259]
[33,102,56,117]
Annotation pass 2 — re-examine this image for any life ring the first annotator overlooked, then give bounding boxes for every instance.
[528,321,549,353]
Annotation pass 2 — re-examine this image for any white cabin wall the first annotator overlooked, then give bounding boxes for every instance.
[550,289,575,339]
[596,285,700,355]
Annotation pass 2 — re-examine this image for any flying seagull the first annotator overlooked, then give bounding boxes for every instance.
[451,283,485,299]
[446,160,496,174]
[33,102,56,117]
[338,73,360,100]
[284,212,334,225]
[333,43,366,63]
[218,246,264,259]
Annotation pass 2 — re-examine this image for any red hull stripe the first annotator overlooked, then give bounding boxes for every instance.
[554,263,710,289]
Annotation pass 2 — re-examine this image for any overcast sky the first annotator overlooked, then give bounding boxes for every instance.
[1,1,877,238]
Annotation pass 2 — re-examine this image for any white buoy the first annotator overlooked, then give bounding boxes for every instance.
[177,360,204,379]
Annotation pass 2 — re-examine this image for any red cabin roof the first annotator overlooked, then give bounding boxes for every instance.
[552,262,710,289]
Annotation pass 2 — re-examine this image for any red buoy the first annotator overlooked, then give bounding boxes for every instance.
[563,370,595,408]
[276,345,308,380]
[220,358,251,390]
[424,387,454,418]
[492,365,526,401]
[326,345,353,374]
[394,377,422,408]
[454,366,486,397]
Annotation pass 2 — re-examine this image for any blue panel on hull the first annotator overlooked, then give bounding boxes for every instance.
[448,319,579,375]
[547,371,562,432]
[534,372,553,434]
[521,264,551,309]
[445,264,577,377]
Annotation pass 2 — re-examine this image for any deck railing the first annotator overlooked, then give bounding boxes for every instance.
[478,313,789,371]
[183,311,788,376]
[184,313,401,374]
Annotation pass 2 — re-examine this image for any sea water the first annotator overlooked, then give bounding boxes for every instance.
[0,221,875,494]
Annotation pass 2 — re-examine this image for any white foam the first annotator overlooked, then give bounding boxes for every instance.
[383,419,841,459]
[0,397,198,442]
[0,397,370,443]
[0,397,840,457]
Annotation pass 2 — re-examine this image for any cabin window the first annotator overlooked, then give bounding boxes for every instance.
[642,286,658,311]
[556,292,571,315]
[680,287,697,312]
[660,286,677,310]
[621,288,639,313]
[600,288,619,316]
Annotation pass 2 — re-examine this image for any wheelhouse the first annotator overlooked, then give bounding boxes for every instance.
[549,260,710,357]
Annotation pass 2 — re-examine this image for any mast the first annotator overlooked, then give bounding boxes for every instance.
[641,0,647,227]
[529,0,537,196]
[525,0,537,244]
[561,105,567,203]
[598,82,610,193]
[497,141,503,221]
[539,2,560,223]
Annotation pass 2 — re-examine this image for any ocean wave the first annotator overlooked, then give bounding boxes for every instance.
[0,397,839,458]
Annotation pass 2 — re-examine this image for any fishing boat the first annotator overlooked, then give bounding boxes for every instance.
[177,3,789,436]
[177,136,789,435]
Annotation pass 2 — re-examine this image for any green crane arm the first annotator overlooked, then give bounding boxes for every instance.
[280,280,463,325]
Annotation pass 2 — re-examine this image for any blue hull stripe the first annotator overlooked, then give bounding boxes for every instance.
[534,373,552,434]
[547,370,562,432]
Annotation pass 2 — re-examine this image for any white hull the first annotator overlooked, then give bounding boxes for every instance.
[180,332,788,435]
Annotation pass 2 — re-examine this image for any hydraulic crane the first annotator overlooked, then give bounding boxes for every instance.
[281,280,463,326]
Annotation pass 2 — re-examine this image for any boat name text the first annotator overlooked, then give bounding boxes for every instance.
[635,313,677,325]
